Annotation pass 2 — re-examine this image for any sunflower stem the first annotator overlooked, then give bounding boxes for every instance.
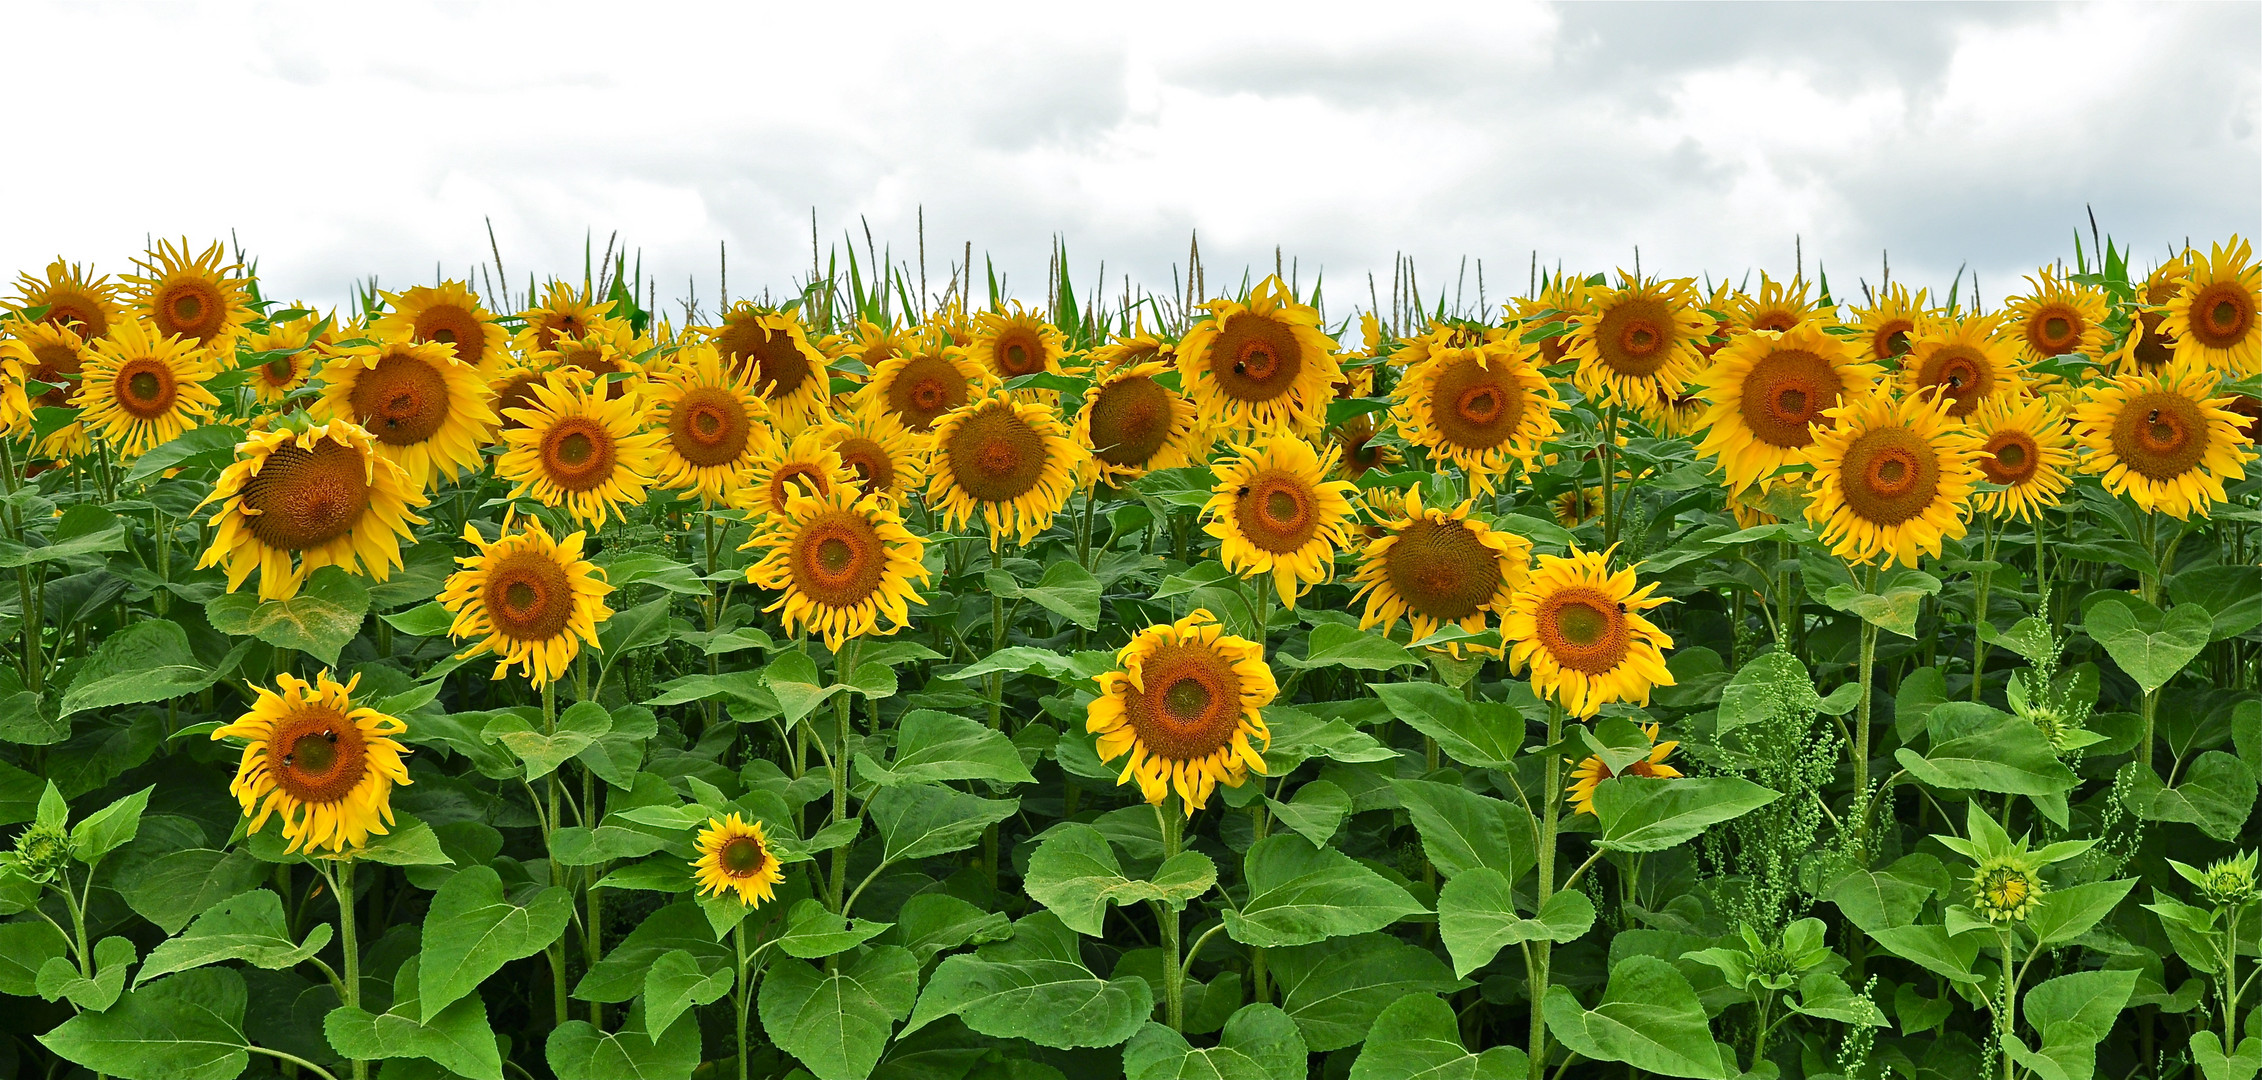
[336,859,367,1080]
[541,680,570,1028]
[1157,797,1186,1031]
[1971,516,1997,702]
[829,640,858,913]
[2,440,40,695]
[985,540,1007,893]
[1600,405,1619,554]
[733,919,752,1080]
[1528,701,1563,1080]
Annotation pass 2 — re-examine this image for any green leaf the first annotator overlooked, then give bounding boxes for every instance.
[886,893,1014,963]
[483,701,612,781]
[641,949,733,1036]
[382,601,457,637]
[990,561,1103,629]
[547,1009,701,1080]
[1868,923,1984,984]
[1717,651,1823,734]
[2191,1032,2262,1080]
[1266,779,1352,847]
[765,650,848,725]
[1437,870,1595,977]
[121,424,245,483]
[1024,824,1216,935]
[37,968,251,1080]
[352,815,452,866]
[325,989,502,1080]
[598,596,679,666]
[69,784,151,863]
[1826,859,1937,933]
[0,919,71,995]
[1590,776,1780,852]
[1894,715,2079,796]
[137,890,333,985]
[1821,570,1941,638]
[1123,1004,1307,1080]
[1369,681,1519,769]
[1350,992,1529,1080]
[943,646,1082,682]
[2126,755,2259,841]
[1785,971,1888,1027]
[855,709,1036,788]
[759,947,920,1080]
[903,911,1153,1049]
[1543,955,1727,1079]
[59,621,225,718]
[118,848,269,935]
[577,901,730,1003]
[2085,597,2211,693]
[2026,879,2136,946]
[1271,933,1463,1053]
[0,503,127,567]
[37,935,134,1011]
[870,783,1019,863]
[776,897,895,959]
[1389,779,1532,883]
[2023,968,2138,1047]
[205,566,372,667]
[419,866,576,1013]
[1221,833,1426,948]
[1280,623,1420,671]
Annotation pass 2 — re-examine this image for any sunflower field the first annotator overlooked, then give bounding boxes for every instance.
[0,228,2259,1080]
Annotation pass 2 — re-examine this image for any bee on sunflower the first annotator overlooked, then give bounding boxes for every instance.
[1349,487,1532,654]
[75,319,222,457]
[926,389,1085,548]
[1391,336,1561,493]
[315,335,498,492]
[1565,722,1682,816]
[647,343,771,506]
[1804,391,1981,567]
[2161,236,2262,373]
[1176,275,1342,437]
[692,814,787,907]
[197,420,427,600]
[1693,322,1882,493]
[2069,360,2255,519]
[742,484,930,651]
[2003,268,2110,363]
[1504,546,1675,718]
[1897,312,2027,419]
[1087,609,1276,815]
[371,281,510,373]
[126,238,252,351]
[1967,396,2075,521]
[1564,272,1714,414]
[1074,360,1207,487]
[706,301,830,433]
[438,513,615,688]
[212,671,413,855]
[1201,435,1360,608]
[497,372,665,527]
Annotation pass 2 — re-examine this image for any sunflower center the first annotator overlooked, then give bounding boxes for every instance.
[1088,376,1176,467]
[1536,587,1629,675]
[668,387,750,468]
[1918,345,1990,417]
[1161,676,1212,720]
[413,304,486,367]
[2193,282,2255,348]
[539,418,618,492]
[495,372,542,428]
[1596,298,1675,375]
[264,357,294,384]
[1123,642,1244,762]
[2028,307,2082,354]
[43,298,104,336]
[155,280,225,341]
[1980,430,2039,485]
[768,464,830,509]
[267,706,370,806]
[115,358,180,419]
[241,440,373,551]
[1336,421,1382,477]
[835,437,895,496]
[482,548,577,643]
[350,353,453,446]
[996,330,1045,377]
[1740,347,1840,448]
[1430,354,1527,451]
[789,510,888,607]
[744,324,813,400]
[2110,390,2209,481]
[945,403,1047,502]
[719,835,769,876]
[27,341,83,407]
[1208,311,1303,403]
[1383,519,1501,622]
[173,294,203,324]
[1234,472,1319,554]
[1839,426,1941,525]
[1874,320,1914,359]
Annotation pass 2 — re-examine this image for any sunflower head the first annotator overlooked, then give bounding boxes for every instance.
[1565,273,1713,412]
[1350,487,1532,655]
[75,319,222,457]
[1899,313,2025,419]
[1693,322,1882,493]
[1075,360,1206,486]
[1565,722,1682,816]
[2004,268,2110,363]
[515,281,618,355]
[0,320,95,439]
[1505,546,1676,718]
[1970,857,2045,923]
[861,330,991,434]
[693,813,787,907]
[1967,395,2075,521]
[1330,414,1400,482]
[1511,276,1587,366]
[438,514,615,688]
[821,410,925,503]
[317,335,499,492]
[1804,390,1980,568]
[2180,851,2261,909]
[536,320,647,401]
[8,820,72,883]
[1850,284,1929,363]
[242,316,324,405]
[196,420,429,600]
[126,238,251,350]
[649,343,770,504]
[707,303,829,432]
[497,373,664,527]
[926,390,1085,548]
[12,258,125,342]
[741,423,855,520]
[1088,328,1175,374]
[1087,609,1277,815]
[1176,275,1343,436]
[1201,435,1360,608]
[211,671,413,855]
[1728,273,1834,336]
[743,483,930,651]
[374,282,509,373]
[2070,360,2256,519]
[2161,236,2262,373]
[1392,338,1561,492]
[965,303,1069,382]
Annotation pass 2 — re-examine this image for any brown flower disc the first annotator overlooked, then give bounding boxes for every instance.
[833,435,896,497]
[414,303,488,367]
[1086,376,1175,468]
[2189,281,2257,350]
[152,278,227,343]
[113,357,181,419]
[1737,347,1841,449]
[349,354,454,446]
[241,440,372,551]
[886,355,971,432]
[1120,642,1245,761]
[765,464,832,511]
[787,510,887,607]
[1870,319,1914,360]
[2132,311,2175,370]
[1977,430,2041,486]
[2110,390,2209,481]
[265,704,370,805]
[1839,425,1942,525]
[719,322,813,401]
[494,372,543,429]
[38,295,109,338]
[26,339,84,408]
[2225,395,2262,446]
[1534,585,1631,675]
[1911,344,1994,417]
[1429,355,1528,450]
[2022,304,2085,357]
[482,547,577,643]
[1594,296,1675,376]
[1383,519,1501,622]
[1334,418,1384,480]
[538,417,619,492]
[944,403,1047,502]
[668,387,751,468]
[1207,311,1304,404]
[992,325,1049,377]
[718,833,773,878]
[1233,471,1319,554]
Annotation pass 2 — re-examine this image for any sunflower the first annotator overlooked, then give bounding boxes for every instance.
[1553,485,1604,528]
[438,514,615,687]
[1639,389,1710,437]
[926,391,1085,548]
[1202,435,1359,608]
[514,281,618,356]
[11,258,125,340]
[196,420,427,600]
[1389,320,1495,371]
[372,282,509,373]
[707,302,829,432]
[964,303,1069,383]
[821,410,924,502]
[1850,284,1929,363]
[1693,322,1881,493]
[315,337,497,492]
[211,671,412,855]
[692,814,786,907]
[649,343,770,504]
[1087,608,1276,815]
[497,373,664,527]
[75,320,221,457]
[1087,327,1174,373]
[1511,275,1588,367]
[1727,274,1833,335]
[740,424,855,520]
[2161,237,2262,373]
[125,239,251,351]
[1565,722,1682,816]
[1967,395,2074,522]
[824,317,916,376]
[1350,487,1532,653]
[1392,338,1561,492]
[2070,361,2254,519]
[241,318,321,405]
[1898,312,2025,419]
[1564,273,1713,413]
[0,321,93,440]
[2004,268,2110,363]
[1330,414,1400,481]
[2116,258,2191,375]
[743,484,930,651]
[1074,360,1206,486]
[1970,855,2044,924]
[535,320,653,403]
[1805,391,1980,567]
[1505,546,1675,716]
[860,332,991,434]
[1176,275,1342,436]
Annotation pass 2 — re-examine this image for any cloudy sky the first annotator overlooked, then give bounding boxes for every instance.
[7,1,2256,324]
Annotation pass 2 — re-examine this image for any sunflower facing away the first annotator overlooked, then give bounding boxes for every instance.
[1202,435,1359,608]
[965,303,1069,383]
[1805,391,1980,567]
[197,420,428,600]
[825,317,917,375]
[1330,414,1400,482]
[76,319,221,456]
[497,373,664,527]
[438,514,615,687]
[1967,395,2075,522]
[317,336,497,492]
[649,343,770,504]
[2004,268,2110,363]
[1564,273,1714,414]
[692,814,786,907]
[860,332,990,434]
[740,424,854,521]
[2161,237,2262,373]
[1176,275,1343,436]
[372,282,510,373]
[212,671,412,855]
[1849,284,1930,363]
[1087,327,1174,373]
[1392,337,1562,492]
[822,410,925,503]
[1075,360,1206,486]
[1350,487,1532,653]
[11,258,124,340]
[743,484,930,651]
[515,281,618,356]
[2071,361,2255,519]
[2114,259,2191,376]
[926,390,1085,548]
[708,302,829,432]
[1898,312,2026,420]
[1693,321,1881,493]
[1565,722,1682,816]
[0,321,93,441]
[1087,608,1277,815]
[126,238,252,350]
[1504,546,1675,718]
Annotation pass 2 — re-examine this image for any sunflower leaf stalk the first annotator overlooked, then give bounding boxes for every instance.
[1527,701,1564,1080]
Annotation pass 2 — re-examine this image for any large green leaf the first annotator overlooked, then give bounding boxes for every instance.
[774,897,895,959]
[0,919,71,996]
[2125,755,2259,841]
[641,949,733,1036]
[1220,833,1426,947]
[482,701,612,781]
[577,901,730,1003]
[903,911,1153,1049]
[1391,778,1534,883]
[38,968,251,1080]
[1369,681,1520,769]
[1591,776,1780,852]
[1543,956,1728,1079]
[870,783,1019,863]
[759,947,921,1080]
[1868,923,1984,984]
[1024,823,1216,935]
[58,620,227,718]
[1280,623,1420,671]
[989,560,1103,629]
[1123,1004,1307,1080]
[2026,879,2136,947]
[205,566,372,667]
[325,968,502,1080]
[855,708,1036,788]
[1437,871,1595,977]
[547,1010,702,1080]
[1895,715,2079,796]
[2191,1032,2262,1080]
[1717,650,1823,734]
[1349,992,1529,1080]
[70,784,152,863]
[2085,597,2211,693]
[1269,933,1463,1053]
[137,890,334,985]
[117,847,269,935]
[2023,968,2138,1047]
[419,866,576,1012]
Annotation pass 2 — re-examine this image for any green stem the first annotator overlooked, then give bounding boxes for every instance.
[829,640,858,913]
[984,540,1007,892]
[1999,929,2018,1080]
[1158,798,1186,1031]
[1775,538,1797,654]
[1972,518,1996,702]
[1600,406,1619,552]
[1529,702,1564,1080]
[542,682,568,1029]
[247,1045,343,1080]
[2141,687,2160,776]
[338,860,366,1080]
[1853,562,1881,861]
[734,919,752,1080]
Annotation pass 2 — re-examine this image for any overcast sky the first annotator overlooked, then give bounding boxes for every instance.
[7,1,2257,325]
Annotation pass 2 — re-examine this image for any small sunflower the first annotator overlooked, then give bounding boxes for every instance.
[241,318,322,405]
[1392,338,1561,492]
[926,391,1085,548]
[514,281,618,356]
[11,258,125,340]
[488,354,551,431]
[824,317,917,375]
[1565,722,1682,816]
[1805,391,1980,568]
[316,336,498,492]
[1565,273,1714,414]
[372,282,509,373]
[1087,327,1174,373]
[1553,485,1605,528]
[741,424,855,520]
[707,302,829,432]
[2161,237,2262,373]
[75,320,221,457]
[821,410,925,503]
[2115,258,2191,374]
[1693,322,1882,493]
[1639,389,1710,437]
[1176,276,1342,436]
[649,343,770,505]
[1074,360,1206,486]
[1730,274,1834,336]
[1511,275,1588,367]
[0,321,93,441]
[743,484,930,651]
[2004,268,2110,362]
[1201,435,1360,608]
[1967,395,2075,522]
[126,238,251,351]
[1898,312,2026,419]
[1504,546,1675,718]
[438,514,615,688]
[536,320,648,400]
[1087,608,1276,815]
[197,420,428,600]
[692,814,786,907]
[860,332,991,434]
[964,303,1069,382]
[1330,414,1400,482]
[1849,284,1929,363]
[1350,487,1532,653]
[1970,856,2044,924]
[2070,361,2254,519]
[497,373,664,527]
[212,671,412,855]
